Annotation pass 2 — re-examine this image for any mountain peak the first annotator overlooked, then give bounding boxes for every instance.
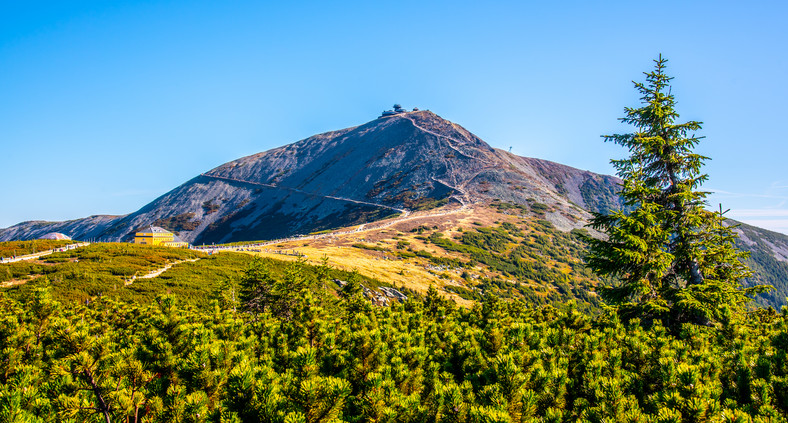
[1,110,625,244]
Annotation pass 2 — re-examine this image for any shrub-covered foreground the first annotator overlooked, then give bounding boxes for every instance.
[2,257,788,423]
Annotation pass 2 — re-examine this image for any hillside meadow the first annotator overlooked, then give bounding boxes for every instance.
[0,242,395,308]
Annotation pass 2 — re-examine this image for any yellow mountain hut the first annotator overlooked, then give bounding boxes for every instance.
[133,226,189,248]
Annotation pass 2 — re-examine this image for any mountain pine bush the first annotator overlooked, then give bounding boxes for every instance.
[2,257,788,422]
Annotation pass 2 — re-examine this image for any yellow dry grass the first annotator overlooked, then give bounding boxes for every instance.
[244,244,473,307]
[227,202,590,307]
[0,274,43,288]
[234,204,495,307]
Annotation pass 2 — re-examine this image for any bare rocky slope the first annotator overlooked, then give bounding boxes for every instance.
[0,110,623,244]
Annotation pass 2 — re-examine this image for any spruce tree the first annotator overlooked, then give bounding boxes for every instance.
[587,55,769,328]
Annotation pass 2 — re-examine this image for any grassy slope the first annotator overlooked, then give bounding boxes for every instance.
[0,242,394,308]
[1,243,206,303]
[0,239,76,258]
[239,201,603,312]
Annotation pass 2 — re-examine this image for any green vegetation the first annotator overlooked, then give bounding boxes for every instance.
[442,284,481,301]
[410,197,450,211]
[0,239,75,259]
[395,247,467,270]
[3,265,788,422]
[490,200,529,215]
[529,202,549,216]
[587,56,769,328]
[7,56,788,422]
[309,229,335,236]
[1,242,392,309]
[422,222,601,312]
[1,243,206,303]
[490,199,550,218]
[351,243,388,252]
[203,239,269,247]
[389,191,449,211]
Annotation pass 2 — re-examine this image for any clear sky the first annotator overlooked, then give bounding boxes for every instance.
[2,1,787,233]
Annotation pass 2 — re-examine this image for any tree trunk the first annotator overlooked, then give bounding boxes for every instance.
[84,368,112,423]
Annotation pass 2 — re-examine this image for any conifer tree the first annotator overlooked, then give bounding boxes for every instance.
[587,55,769,328]
[239,256,276,315]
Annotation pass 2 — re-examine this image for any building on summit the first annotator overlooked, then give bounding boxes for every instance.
[133,226,189,248]
[380,104,417,117]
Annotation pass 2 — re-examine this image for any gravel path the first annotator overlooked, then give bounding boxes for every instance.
[124,258,200,285]
[200,173,407,215]
[194,203,470,254]
[0,242,90,264]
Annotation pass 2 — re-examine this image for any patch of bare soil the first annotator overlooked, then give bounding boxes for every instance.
[0,274,43,288]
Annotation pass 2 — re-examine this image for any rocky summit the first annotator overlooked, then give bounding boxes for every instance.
[0,109,623,244]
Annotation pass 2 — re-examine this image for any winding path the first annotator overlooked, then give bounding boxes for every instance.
[400,114,504,203]
[200,173,407,215]
[194,202,471,254]
[0,242,90,264]
[400,115,494,166]
[124,258,200,285]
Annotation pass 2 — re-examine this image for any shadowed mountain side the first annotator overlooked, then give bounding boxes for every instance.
[191,192,399,245]
[204,112,492,209]
[521,157,625,214]
[733,221,788,309]
[108,175,404,244]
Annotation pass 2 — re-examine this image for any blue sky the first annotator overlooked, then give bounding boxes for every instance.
[2,1,787,233]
